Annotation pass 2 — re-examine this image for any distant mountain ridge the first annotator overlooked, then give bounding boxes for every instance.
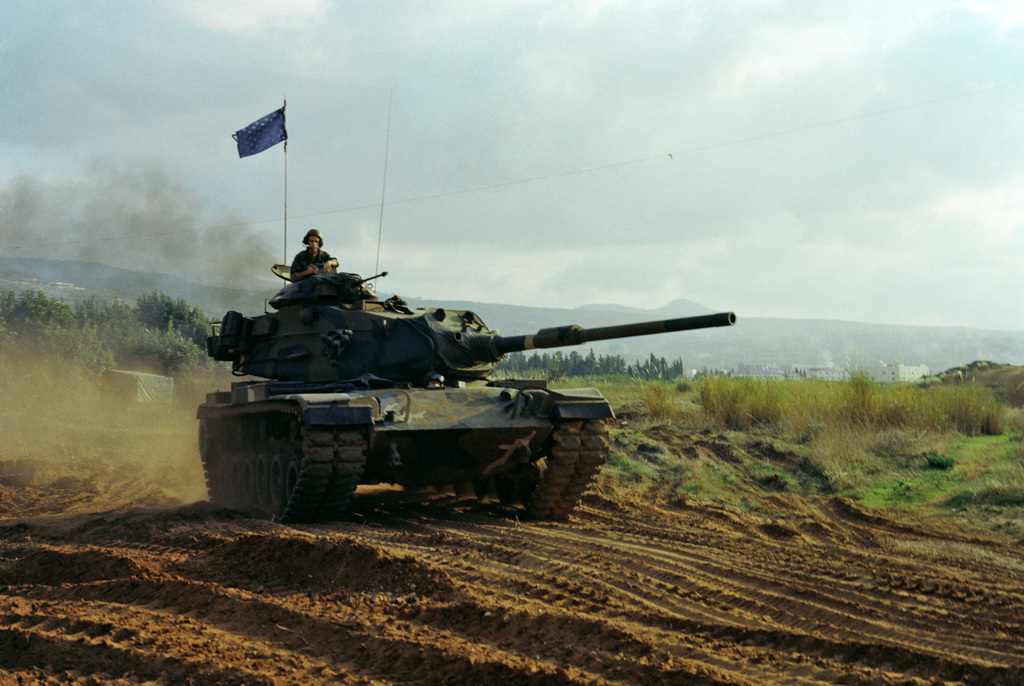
[2,258,1022,373]
[0,257,267,314]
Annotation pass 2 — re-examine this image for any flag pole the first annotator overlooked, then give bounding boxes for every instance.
[283,99,288,264]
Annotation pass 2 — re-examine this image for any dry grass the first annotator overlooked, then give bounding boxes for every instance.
[697,373,1004,436]
[0,352,209,505]
[637,384,685,423]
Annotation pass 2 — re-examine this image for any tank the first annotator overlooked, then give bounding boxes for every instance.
[197,271,735,523]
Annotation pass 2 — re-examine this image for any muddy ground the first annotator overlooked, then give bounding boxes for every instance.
[1,427,1022,686]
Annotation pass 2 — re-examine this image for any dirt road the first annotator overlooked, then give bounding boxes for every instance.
[1,458,1022,685]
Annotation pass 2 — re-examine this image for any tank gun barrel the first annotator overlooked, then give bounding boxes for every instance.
[480,311,735,359]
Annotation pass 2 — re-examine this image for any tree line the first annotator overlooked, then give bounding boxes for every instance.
[0,289,212,375]
[496,349,697,380]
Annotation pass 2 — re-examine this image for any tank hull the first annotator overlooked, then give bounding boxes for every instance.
[197,381,612,522]
[198,271,733,523]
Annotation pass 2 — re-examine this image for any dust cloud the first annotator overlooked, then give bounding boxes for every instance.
[0,168,274,290]
[0,353,208,518]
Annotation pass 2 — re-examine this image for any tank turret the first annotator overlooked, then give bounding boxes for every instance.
[198,271,736,523]
[207,271,734,386]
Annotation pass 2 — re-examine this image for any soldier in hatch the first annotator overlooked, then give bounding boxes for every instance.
[290,229,339,281]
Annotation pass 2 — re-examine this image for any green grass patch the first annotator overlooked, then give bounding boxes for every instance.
[607,452,658,480]
[816,434,1019,512]
[594,372,1022,529]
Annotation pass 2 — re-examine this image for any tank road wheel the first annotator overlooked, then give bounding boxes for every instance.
[268,453,291,514]
[452,481,475,499]
[494,477,518,505]
[525,419,609,521]
[261,453,287,511]
[493,475,539,506]
[286,458,301,507]
[472,479,491,500]
[199,402,368,523]
[239,459,256,506]
[255,454,272,509]
[225,458,243,505]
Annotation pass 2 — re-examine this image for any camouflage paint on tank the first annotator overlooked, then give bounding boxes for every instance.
[198,271,735,522]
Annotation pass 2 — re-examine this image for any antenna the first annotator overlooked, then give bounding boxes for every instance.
[373,90,393,288]
[282,98,288,264]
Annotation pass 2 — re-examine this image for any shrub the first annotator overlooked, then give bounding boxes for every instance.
[699,376,784,430]
[0,290,76,330]
[924,451,955,471]
[844,373,877,427]
[112,328,208,375]
[1,289,211,376]
[136,291,211,346]
[640,383,683,423]
[923,384,1003,436]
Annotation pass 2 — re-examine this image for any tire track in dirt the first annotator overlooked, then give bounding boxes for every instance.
[540,505,1023,680]
[341,495,1024,684]
[1,490,1023,684]
[566,505,1023,659]
[2,564,557,685]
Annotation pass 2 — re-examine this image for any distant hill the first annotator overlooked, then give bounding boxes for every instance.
[2,258,1022,374]
[0,257,267,315]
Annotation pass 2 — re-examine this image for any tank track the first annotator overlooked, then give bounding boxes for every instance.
[281,427,366,523]
[524,419,609,521]
[199,401,366,524]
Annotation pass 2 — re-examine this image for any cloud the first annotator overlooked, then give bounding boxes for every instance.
[172,0,330,35]
[2,0,1023,330]
[959,0,1024,28]
[927,180,1024,237]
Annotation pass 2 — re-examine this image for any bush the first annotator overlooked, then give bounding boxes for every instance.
[1,289,211,377]
[640,383,683,423]
[923,384,1003,436]
[699,376,784,430]
[844,373,877,427]
[136,291,211,346]
[112,328,208,375]
[0,290,76,330]
[925,451,955,471]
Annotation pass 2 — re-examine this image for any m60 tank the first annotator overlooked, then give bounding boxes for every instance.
[198,271,735,523]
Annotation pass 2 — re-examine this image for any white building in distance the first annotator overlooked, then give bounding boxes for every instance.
[854,363,930,384]
[737,363,930,383]
[800,365,849,382]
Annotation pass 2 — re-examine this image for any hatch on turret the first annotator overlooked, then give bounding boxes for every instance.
[269,272,383,310]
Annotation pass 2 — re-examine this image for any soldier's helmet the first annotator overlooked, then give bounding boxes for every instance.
[303,229,324,246]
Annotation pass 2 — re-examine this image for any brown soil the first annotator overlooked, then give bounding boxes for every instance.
[1,440,1023,686]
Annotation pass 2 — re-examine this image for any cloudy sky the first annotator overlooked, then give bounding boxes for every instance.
[2,1,1022,330]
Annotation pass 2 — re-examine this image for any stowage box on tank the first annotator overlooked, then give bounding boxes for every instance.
[197,271,735,523]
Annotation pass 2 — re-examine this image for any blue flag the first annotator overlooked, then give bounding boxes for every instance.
[233,107,287,158]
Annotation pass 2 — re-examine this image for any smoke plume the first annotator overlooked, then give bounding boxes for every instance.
[1,166,275,289]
